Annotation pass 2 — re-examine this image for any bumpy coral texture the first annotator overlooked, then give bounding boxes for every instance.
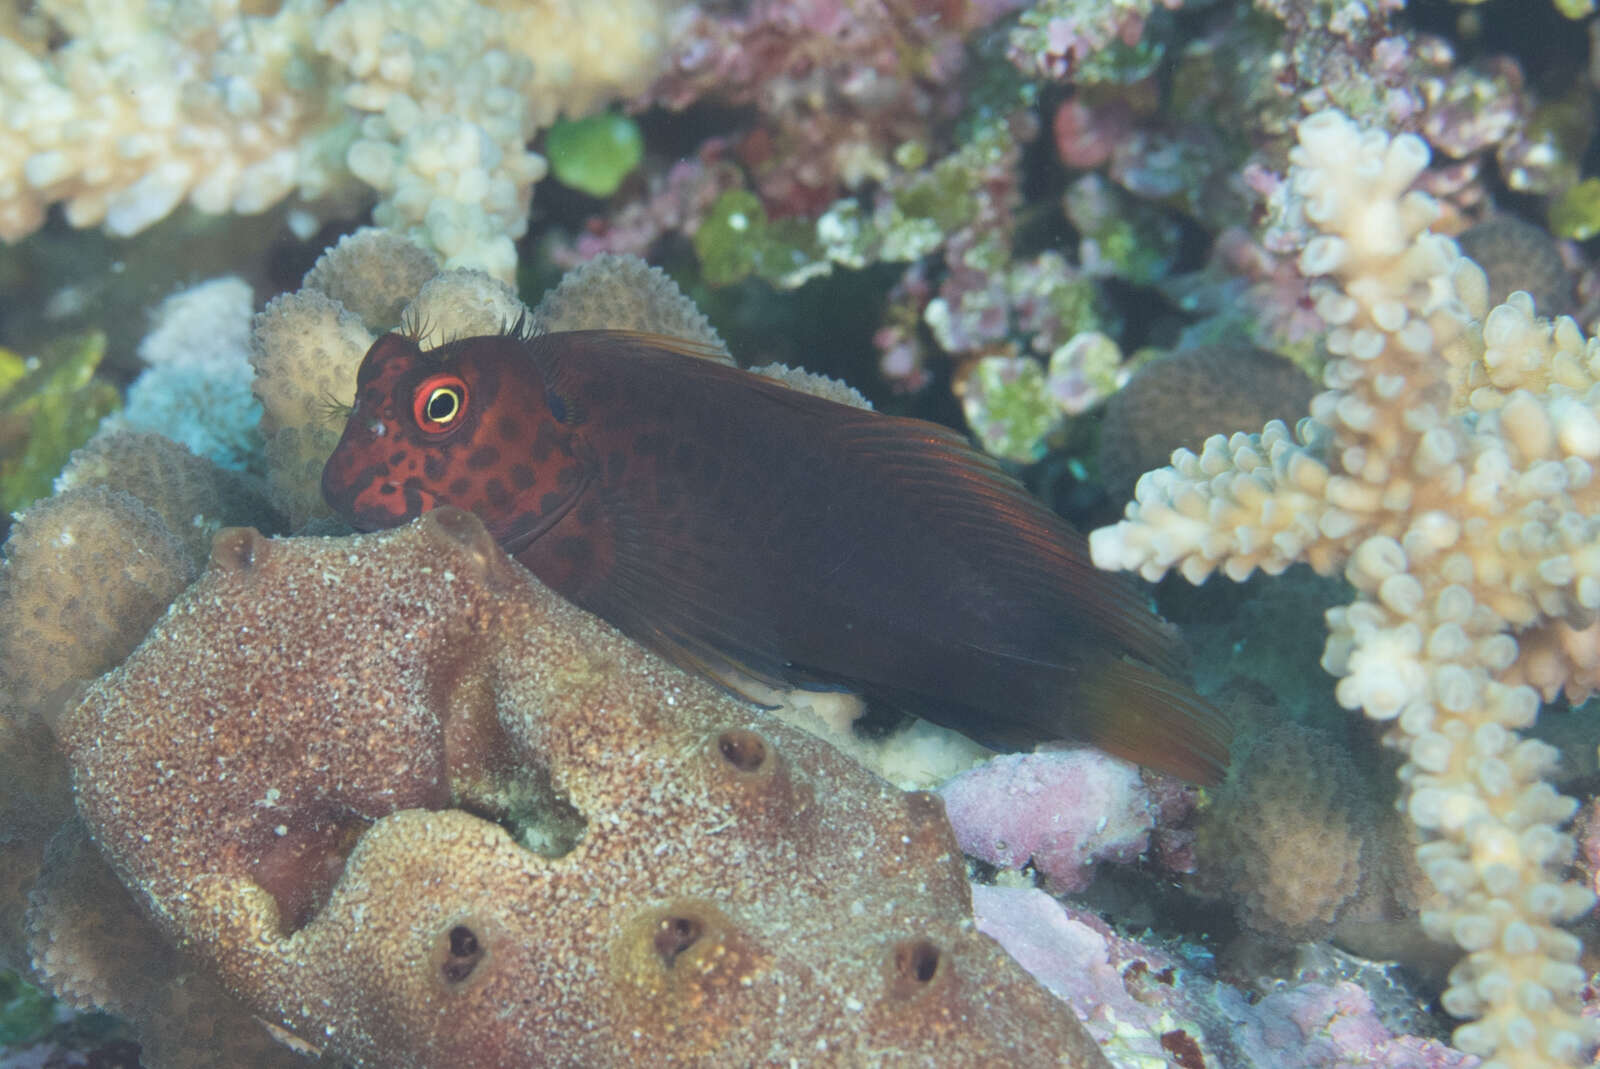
[0,429,321,1067]
[58,510,1105,1068]
[54,429,284,563]
[0,431,285,721]
[1455,215,1575,319]
[1097,344,1318,504]
[300,227,443,333]
[0,713,71,972]
[1194,724,1374,944]
[24,822,321,1069]
[0,485,195,719]
[534,253,729,356]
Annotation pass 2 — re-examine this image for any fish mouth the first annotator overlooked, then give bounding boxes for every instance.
[323,467,435,534]
[492,473,591,557]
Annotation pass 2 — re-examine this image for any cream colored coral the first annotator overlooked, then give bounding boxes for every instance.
[250,231,532,527]
[301,226,441,331]
[0,0,682,279]
[532,254,730,359]
[1507,620,1600,703]
[0,0,340,241]
[1091,110,1598,1069]
[406,268,527,342]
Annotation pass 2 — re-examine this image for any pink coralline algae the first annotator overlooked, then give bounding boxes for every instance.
[651,0,1009,218]
[974,885,1479,1069]
[938,749,1183,893]
[1213,981,1480,1069]
[1008,0,1185,84]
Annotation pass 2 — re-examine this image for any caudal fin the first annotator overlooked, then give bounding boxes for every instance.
[1074,659,1233,785]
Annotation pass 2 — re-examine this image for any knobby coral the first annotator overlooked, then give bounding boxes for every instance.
[48,508,1104,1067]
[1091,110,1598,1068]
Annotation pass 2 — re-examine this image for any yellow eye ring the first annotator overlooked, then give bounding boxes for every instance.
[425,387,459,422]
[414,373,469,433]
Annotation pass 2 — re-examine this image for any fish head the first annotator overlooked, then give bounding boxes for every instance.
[321,332,576,538]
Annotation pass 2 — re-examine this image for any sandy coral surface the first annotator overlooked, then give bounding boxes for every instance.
[57,509,1102,1067]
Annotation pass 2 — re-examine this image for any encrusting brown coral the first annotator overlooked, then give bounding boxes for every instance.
[0,486,195,719]
[1192,720,1441,968]
[1097,344,1318,505]
[0,431,312,1067]
[54,509,1104,1067]
[1455,214,1576,319]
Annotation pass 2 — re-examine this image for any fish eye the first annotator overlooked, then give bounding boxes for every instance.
[413,373,469,434]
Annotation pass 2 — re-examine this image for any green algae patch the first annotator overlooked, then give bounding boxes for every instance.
[546,113,645,198]
[695,190,769,286]
[1550,178,1600,240]
[959,356,1063,463]
[1,330,120,514]
[0,969,54,1045]
[0,347,24,395]
[693,190,827,289]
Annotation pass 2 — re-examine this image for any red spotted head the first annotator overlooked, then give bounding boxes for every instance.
[320,330,582,541]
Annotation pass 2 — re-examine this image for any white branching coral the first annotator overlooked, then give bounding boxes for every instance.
[0,0,680,280]
[1090,110,1599,1069]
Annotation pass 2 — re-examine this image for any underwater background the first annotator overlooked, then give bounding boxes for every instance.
[1,0,1599,1066]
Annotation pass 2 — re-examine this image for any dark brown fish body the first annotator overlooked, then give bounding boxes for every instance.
[323,330,1229,782]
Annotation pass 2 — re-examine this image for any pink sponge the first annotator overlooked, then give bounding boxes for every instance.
[938,749,1157,892]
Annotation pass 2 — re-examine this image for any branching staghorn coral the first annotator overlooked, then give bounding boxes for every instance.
[0,0,683,279]
[1091,110,1598,1068]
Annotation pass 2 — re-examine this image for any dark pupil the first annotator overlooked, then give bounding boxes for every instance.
[427,388,458,423]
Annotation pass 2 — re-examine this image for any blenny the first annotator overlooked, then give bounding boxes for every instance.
[322,328,1230,783]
